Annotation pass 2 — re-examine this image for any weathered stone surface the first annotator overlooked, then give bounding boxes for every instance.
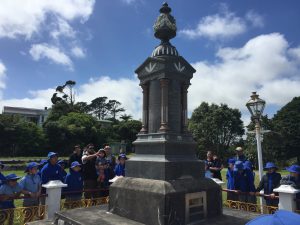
[109,177,221,225]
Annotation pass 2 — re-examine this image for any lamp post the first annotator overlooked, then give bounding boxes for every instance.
[246,92,266,212]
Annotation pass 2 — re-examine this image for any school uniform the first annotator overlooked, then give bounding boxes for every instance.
[19,174,41,207]
[226,168,237,201]
[0,183,22,209]
[64,169,83,201]
[114,163,125,177]
[40,162,65,185]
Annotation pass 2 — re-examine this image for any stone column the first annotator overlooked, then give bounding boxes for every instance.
[181,84,189,133]
[274,185,300,212]
[42,180,67,220]
[140,83,149,133]
[159,79,169,132]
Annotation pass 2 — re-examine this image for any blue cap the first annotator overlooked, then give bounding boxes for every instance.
[228,159,236,164]
[234,161,244,171]
[265,162,278,170]
[47,152,57,159]
[25,162,39,172]
[5,174,21,181]
[71,161,81,168]
[0,161,4,169]
[118,153,127,160]
[244,161,254,170]
[246,209,300,225]
[57,160,66,166]
[39,159,48,165]
[286,165,300,174]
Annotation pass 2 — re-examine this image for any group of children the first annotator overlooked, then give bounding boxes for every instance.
[0,149,128,210]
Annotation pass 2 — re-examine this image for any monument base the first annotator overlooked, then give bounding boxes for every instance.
[109,177,222,225]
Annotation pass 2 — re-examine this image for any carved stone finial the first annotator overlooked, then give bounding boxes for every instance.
[153,2,177,44]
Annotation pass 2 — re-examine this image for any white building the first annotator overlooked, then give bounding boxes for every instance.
[2,106,49,126]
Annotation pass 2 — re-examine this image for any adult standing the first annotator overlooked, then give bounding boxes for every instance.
[104,145,116,179]
[234,147,247,162]
[69,145,82,166]
[205,151,223,180]
[81,144,99,199]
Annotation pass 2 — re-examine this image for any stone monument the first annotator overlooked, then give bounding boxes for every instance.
[109,3,222,225]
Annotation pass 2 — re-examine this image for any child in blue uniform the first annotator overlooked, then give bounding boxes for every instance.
[19,162,41,207]
[41,152,65,185]
[256,162,281,207]
[280,164,300,209]
[64,161,83,203]
[226,158,236,201]
[233,161,256,203]
[114,154,127,177]
[57,159,68,181]
[0,161,5,187]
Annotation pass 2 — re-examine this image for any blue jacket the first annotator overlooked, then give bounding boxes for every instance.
[233,168,256,192]
[0,172,5,187]
[114,163,125,176]
[41,162,64,185]
[64,169,83,195]
[234,155,247,163]
[226,169,235,190]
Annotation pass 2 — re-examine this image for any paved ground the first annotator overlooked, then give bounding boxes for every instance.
[28,205,258,225]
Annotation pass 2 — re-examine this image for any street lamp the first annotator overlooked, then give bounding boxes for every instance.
[246,92,266,180]
[246,91,266,213]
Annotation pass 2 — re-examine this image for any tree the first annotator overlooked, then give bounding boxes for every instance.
[272,96,300,164]
[107,100,125,120]
[88,97,109,120]
[120,114,133,121]
[188,102,244,159]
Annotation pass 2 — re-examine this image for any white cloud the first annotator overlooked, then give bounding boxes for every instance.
[245,11,264,28]
[189,33,300,119]
[71,46,86,58]
[180,5,263,40]
[50,18,76,40]
[120,0,138,4]
[0,0,95,39]
[29,43,73,69]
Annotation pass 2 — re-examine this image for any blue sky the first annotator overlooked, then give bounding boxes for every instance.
[0,0,300,124]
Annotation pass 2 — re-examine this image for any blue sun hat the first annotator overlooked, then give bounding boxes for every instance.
[47,152,58,159]
[5,174,21,181]
[57,160,67,167]
[244,161,254,170]
[25,162,39,172]
[118,154,128,160]
[286,165,300,174]
[264,162,278,170]
[234,161,244,171]
[246,209,300,225]
[71,161,81,168]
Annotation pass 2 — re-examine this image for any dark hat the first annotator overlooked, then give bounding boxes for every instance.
[264,162,278,170]
[5,174,21,181]
[286,165,300,174]
[47,152,58,159]
[228,158,236,164]
[234,161,244,171]
[71,161,81,168]
[246,209,300,225]
[25,162,39,172]
[118,154,128,160]
[0,161,4,169]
